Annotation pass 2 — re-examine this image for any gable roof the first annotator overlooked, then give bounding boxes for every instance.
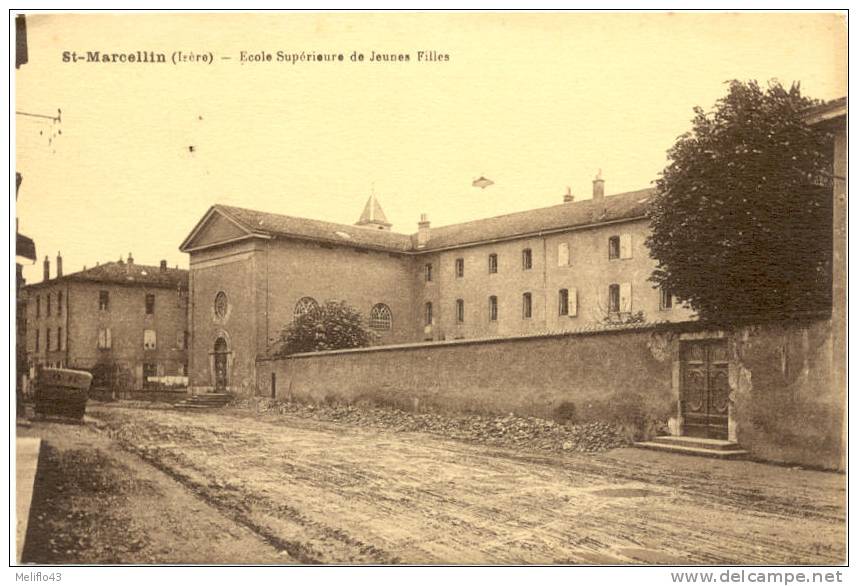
[181,187,655,255]
[27,261,188,290]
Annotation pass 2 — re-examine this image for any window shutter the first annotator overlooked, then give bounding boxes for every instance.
[620,233,633,259]
[557,243,569,267]
[620,282,632,313]
[569,287,578,317]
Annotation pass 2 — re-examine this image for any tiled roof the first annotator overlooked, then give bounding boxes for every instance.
[213,187,654,254]
[416,188,654,250]
[29,261,188,289]
[215,204,415,252]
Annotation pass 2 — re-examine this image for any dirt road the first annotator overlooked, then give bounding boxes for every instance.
[81,404,845,565]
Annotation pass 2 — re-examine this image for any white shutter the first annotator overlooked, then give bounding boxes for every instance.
[569,287,578,317]
[97,329,105,349]
[620,282,632,313]
[557,242,569,267]
[620,233,633,259]
[106,328,112,349]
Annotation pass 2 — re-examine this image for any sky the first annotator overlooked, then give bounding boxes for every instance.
[14,12,847,284]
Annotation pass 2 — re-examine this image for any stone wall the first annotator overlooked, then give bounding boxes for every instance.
[257,316,843,470]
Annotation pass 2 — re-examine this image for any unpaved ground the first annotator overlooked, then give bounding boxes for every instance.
[85,403,845,565]
[18,419,289,564]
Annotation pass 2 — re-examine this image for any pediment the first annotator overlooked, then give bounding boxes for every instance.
[180,208,252,252]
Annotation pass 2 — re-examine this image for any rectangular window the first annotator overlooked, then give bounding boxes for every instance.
[425,302,433,326]
[608,236,620,260]
[619,233,633,259]
[99,290,109,311]
[660,285,673,310]
[36,295,40,318]
[456,299,464,323]
[608,284,620,313]
[425,263,433,282]
[47,294,52,317]
[183,331,190,349]
[522,248,533,270]
[143,329,157,350]
[145,293,155,315]
[57,327,63,351]
[558,242,570,267]
[558,289,569,316]
[455,258,464,278]
[58,292,63,316]
[97,328,112,349]
[35,329,40,352]
[46,328,51,352]
[522,292,532,319]
[488,253,498,274]
[143,363,157,389]
[489,296,498,321]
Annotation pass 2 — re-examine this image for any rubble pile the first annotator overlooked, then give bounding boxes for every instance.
[231,397,627,453]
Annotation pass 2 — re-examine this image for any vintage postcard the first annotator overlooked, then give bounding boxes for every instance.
[13,10,847,572]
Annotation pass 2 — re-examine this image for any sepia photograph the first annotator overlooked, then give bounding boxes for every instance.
[11,9,847,572]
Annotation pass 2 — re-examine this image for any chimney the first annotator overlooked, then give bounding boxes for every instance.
[417,213,431,248]
[56,251,63,277]
[592,169,605,200]
[160,260,167,273]
[15,172,22,199]
[43,256,50,281]
[563,187,575,203]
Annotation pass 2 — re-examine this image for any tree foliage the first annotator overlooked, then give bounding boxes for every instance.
[274,300,376,356]
[646,80,833,322]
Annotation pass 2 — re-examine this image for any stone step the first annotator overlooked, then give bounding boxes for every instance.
[174,393,233,410]
[647,435,742,451]
[634,440,748,460]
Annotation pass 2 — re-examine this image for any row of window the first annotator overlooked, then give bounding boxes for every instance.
[93,328,190,351]
[97,291,157,314]
[291,296,393,331]
[34,327,63,351]
[424,283,672,326]
[426,234,634,282]
[34,291,64,318]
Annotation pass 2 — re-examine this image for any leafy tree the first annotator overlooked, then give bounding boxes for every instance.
[647,80,833,322]
[274,300,376,356]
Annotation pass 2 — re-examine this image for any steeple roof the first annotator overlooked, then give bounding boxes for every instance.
[356,194,392,229]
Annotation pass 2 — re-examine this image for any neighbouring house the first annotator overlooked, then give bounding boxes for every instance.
[180,175,694,396]
[23,254,189,392]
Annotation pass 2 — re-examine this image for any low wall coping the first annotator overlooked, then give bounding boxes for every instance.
[258,319,703,362]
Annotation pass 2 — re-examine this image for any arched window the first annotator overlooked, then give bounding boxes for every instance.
[293,296,319,320]
[369,303,393,331]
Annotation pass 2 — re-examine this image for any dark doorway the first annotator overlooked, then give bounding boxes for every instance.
[271,372,276,399]
[213,337,228,392]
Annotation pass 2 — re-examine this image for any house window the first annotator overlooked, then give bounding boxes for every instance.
[660,285,673,310]
[58,292,63,316]
[293,296,319,320]
[488,253,498,274]
[558,242,570,267]
[143,363,157,389]
[143,329,157,350]
[489,296,498,321]
[145,293,155,315]
[99,290,109,311]
[57,327,63,350]
[35,329,40,352]
[455,299,465,323]
[425,264,433,282]
[46,328,51,351]
[97,328,112,350]
[183,331,190,349]
[608,284,620,312]
[608,236,620,260]
[47,294,51,317]
[36,295,40,318]
[214,291,228,318]
[522,292,532,319]
[424,302,433,326]
[455,258,464,278]
[369,303,393,331]
[559,289,569,316]
[522,248,533,270]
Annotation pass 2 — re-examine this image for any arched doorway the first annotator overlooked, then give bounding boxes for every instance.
[213,336,229,392]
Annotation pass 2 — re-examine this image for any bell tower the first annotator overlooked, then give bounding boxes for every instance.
[355,193,392,231]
